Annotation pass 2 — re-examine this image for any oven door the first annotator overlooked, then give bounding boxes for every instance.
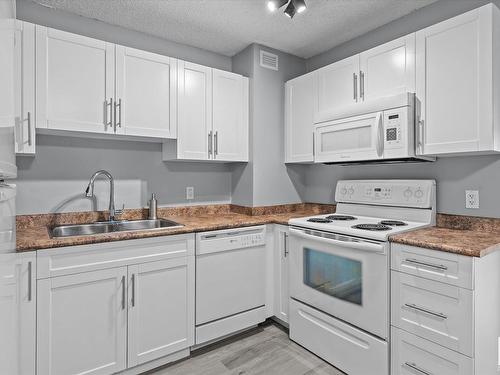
[314,111,384,163]
[289,227,388,339]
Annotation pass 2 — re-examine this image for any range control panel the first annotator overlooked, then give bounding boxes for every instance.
[335,180,436,208]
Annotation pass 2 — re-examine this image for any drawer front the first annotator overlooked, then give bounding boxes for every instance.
[391,271,473,356]
[290,299,388,375]
[391,244,473,289]
[391,327,473,375]
[37,234,195,278]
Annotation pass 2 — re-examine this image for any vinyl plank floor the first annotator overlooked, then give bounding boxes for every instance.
[148,323,345,375]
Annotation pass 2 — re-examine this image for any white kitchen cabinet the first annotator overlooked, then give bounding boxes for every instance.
[128,256,195,368]
[285,73,315,163]
[391,243,500,374]
[416,3,500,156]
[273,225,289,324]
[0,19,15,128]
[115,46,177,139]
[314,55,359,123]
[14,21,36,155]
[36,235,195,374]
[37,267,128,375]
[163,64,249,162]
[0,253,36,375]
[36,26,115,134]
[360,33,415,101]
[212,68,249,161]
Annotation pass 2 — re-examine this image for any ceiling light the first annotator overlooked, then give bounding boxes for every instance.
[294,0,307,13]
[267,0,288,12]
[284,1,296,18]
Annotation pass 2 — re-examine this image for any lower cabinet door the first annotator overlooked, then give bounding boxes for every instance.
[391,327,473,375]
[127,256,194,367]
[274,225,290,323]
[37,267,128,375]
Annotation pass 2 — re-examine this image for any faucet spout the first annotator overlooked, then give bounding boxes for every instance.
[85,170,117,221]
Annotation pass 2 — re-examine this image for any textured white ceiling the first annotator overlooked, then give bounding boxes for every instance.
[32,0,438,58]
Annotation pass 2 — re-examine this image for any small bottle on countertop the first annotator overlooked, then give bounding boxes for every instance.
[148,193,158,220]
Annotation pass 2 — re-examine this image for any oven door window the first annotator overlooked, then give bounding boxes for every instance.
[303,248,362,306]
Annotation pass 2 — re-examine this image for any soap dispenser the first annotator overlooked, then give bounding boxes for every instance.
[148,193,158,220]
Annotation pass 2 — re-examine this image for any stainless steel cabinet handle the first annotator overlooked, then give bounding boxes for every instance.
[353,73,358,101]
[105,98,112,128]
[27,112,32,146]
[208,131,213,158]
[214,131,218,157]
[121,276,126,310]
[404,303,448,319]
[131,274,136,307]
[114,99,122,131]
[404,258,448,271]
[360,71,365,100]
[418,119,424,154]
[403,362,434,375]
[27,261,32,302]
[283,232,289,257]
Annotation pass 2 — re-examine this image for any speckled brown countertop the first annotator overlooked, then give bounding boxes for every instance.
[16,203,335,252]
[390,213,500,257]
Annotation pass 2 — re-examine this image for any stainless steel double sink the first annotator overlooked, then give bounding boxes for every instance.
[49,219,183,238]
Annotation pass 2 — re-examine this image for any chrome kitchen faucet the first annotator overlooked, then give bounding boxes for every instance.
[85,170,123,221]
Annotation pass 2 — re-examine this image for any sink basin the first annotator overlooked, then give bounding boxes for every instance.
[49,219,184,238]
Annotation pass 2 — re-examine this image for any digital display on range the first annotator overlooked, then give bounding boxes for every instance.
[388,114,399,120]
[374,188,381,192]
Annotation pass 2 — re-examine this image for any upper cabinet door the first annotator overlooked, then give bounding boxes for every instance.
[115,46,177,139]
[212,69,248,161]
[36,27,115,134]
[127,257,194,367]
[416,4,496,155]
[360,34,415,101]
[14,21,36,156]
[285,73,315,163]
[176,61,212,160]
[314,55,359,123]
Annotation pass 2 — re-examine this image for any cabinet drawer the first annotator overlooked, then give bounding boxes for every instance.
[391,328,473,375]
[391,271,473,356]
[37,234,195,278]
[391,244,473,289]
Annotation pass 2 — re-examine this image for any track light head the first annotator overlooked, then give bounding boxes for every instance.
[284,1,296,18]
[267,0,288,12]
[294,0,307,13]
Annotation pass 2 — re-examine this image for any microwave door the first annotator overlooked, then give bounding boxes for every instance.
[314,111,384,163]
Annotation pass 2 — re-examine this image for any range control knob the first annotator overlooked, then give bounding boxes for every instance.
[403,188,413,198]
[348,187,355,196]
[341,187,348,195]
[415,189,424,199]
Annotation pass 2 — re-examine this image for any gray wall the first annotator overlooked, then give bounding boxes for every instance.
[14,0,233,214]
[16,135,231,214]
[16,0,231,70]
[303,0,500,217]
[231,44,308,207]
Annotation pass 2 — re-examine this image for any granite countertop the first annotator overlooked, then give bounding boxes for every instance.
[16,203,334,252]
[390,214,500,257]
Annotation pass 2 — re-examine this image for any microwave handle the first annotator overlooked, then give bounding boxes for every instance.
[289,227,385,254]
[375,112,384,157]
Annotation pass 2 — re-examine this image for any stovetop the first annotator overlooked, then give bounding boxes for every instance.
[289,212,431,241]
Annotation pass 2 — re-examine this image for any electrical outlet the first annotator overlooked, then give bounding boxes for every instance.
[186,187,194,200]
[465,190,479,209]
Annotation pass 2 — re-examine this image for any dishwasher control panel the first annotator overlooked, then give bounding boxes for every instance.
[196,226,267,255]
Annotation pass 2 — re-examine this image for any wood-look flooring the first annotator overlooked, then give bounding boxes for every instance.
[148,322,345,375]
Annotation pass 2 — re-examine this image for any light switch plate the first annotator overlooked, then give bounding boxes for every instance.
[186,186,194,200]
[465,190,479,209]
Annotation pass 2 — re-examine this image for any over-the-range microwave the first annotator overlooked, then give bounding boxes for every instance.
[313,93,435,165]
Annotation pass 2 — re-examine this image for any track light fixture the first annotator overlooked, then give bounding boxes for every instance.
[267,0,307,18]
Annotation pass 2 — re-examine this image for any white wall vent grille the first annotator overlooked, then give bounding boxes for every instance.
[260,50,279,71]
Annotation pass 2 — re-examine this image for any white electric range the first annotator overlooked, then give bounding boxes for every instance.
[288,180,436,375]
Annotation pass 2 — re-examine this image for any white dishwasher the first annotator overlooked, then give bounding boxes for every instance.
[195,226,267,345]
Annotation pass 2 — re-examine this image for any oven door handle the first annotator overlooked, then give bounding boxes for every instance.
[289,227,385,254]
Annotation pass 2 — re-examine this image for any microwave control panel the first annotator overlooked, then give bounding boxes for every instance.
[383,108,406,149]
